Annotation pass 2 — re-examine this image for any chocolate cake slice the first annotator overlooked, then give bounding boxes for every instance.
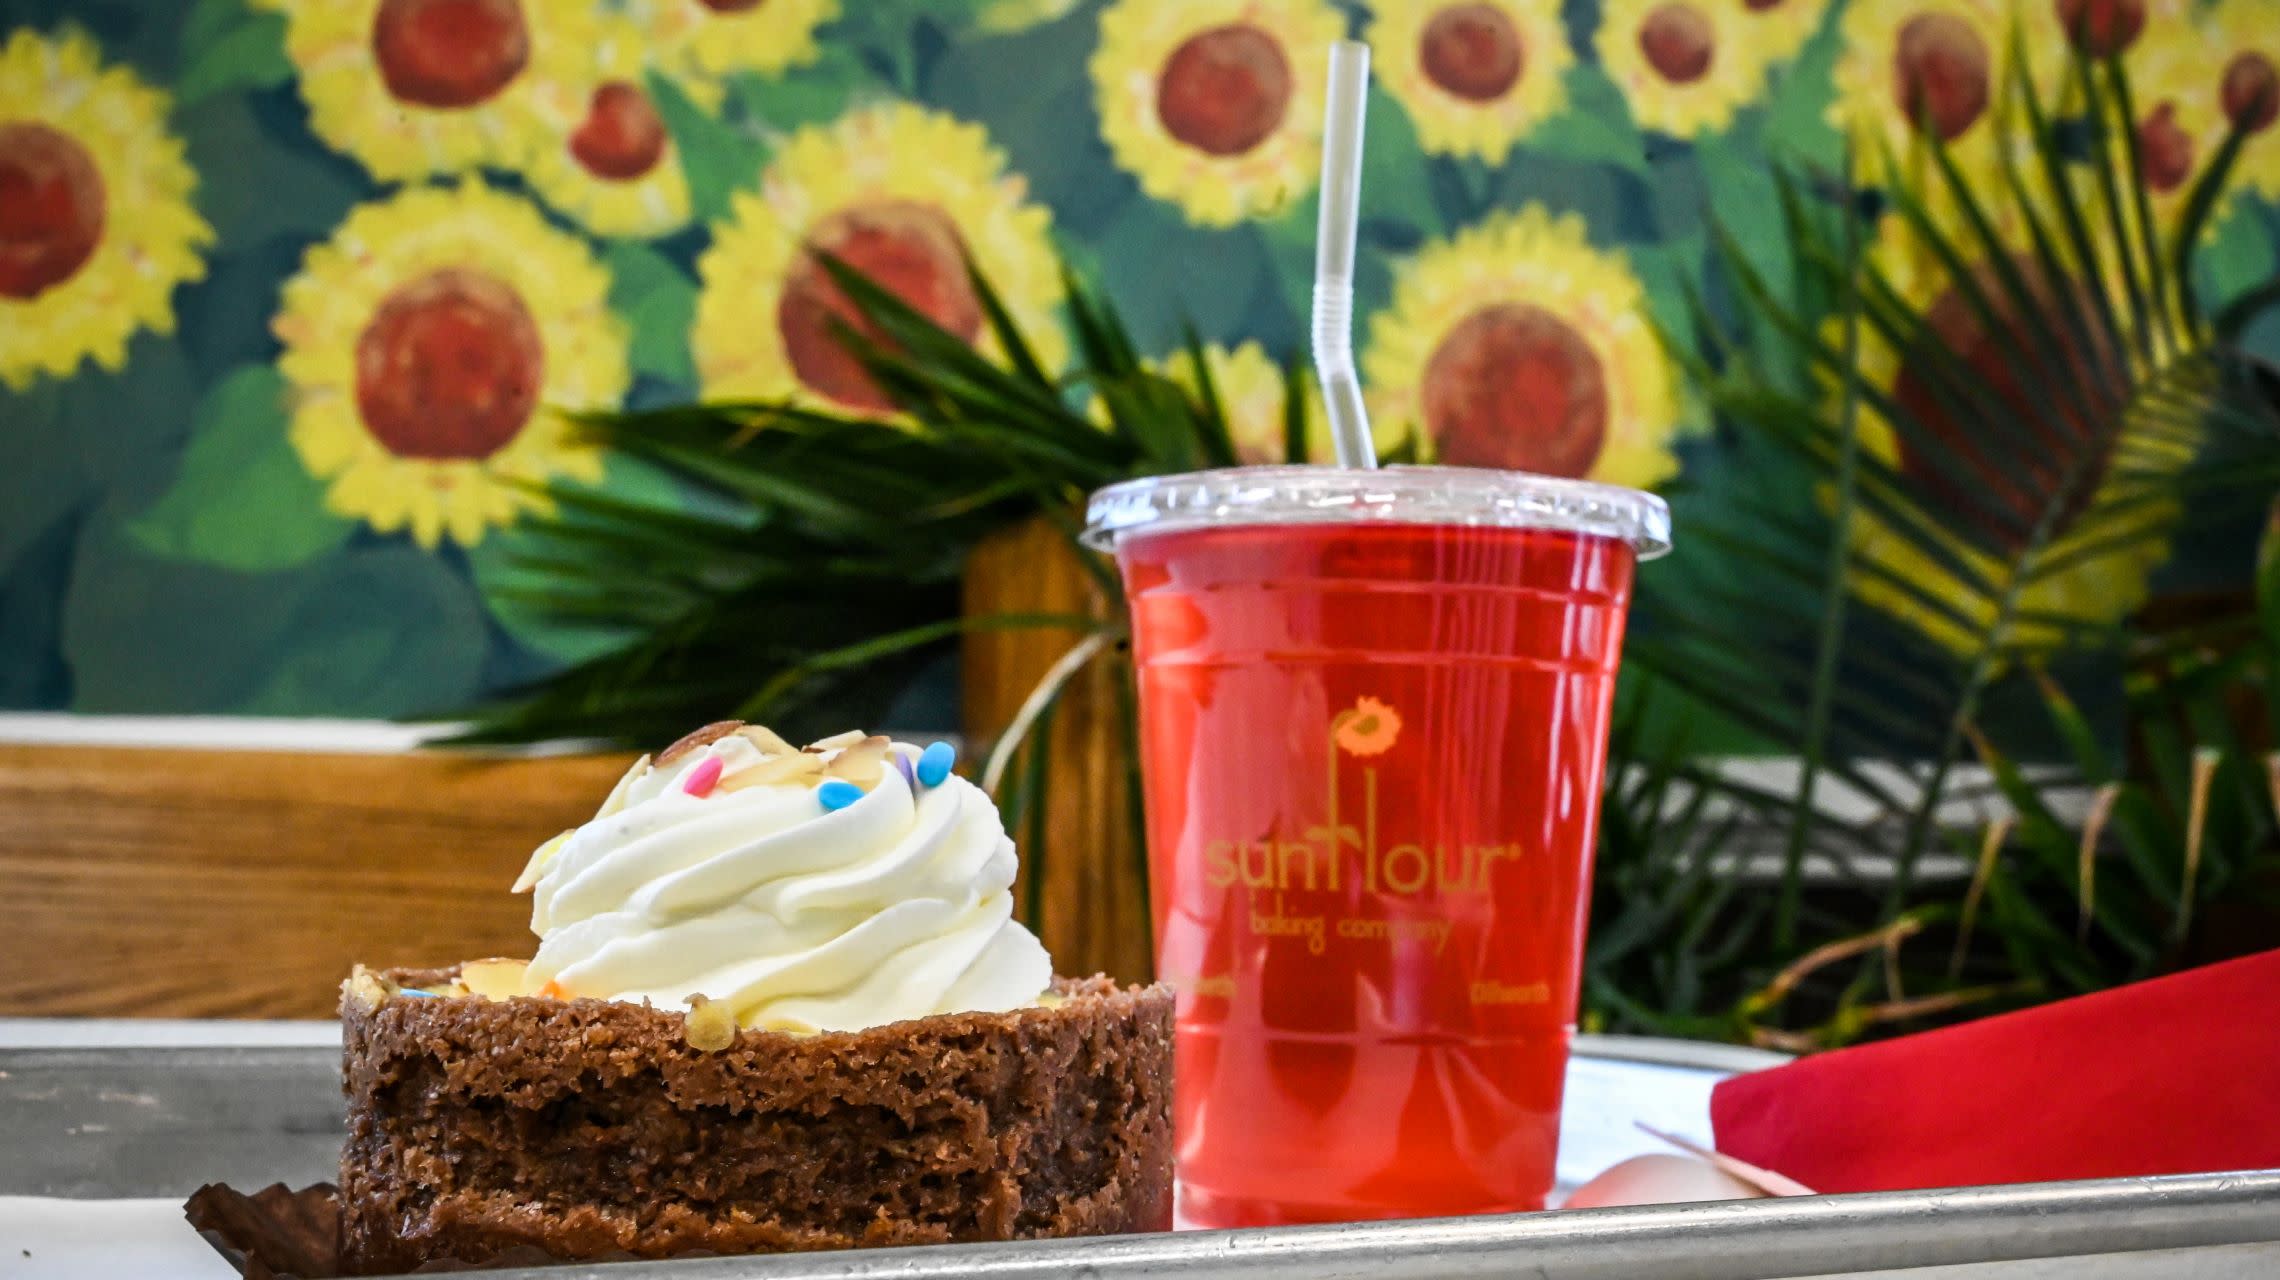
[339,965,1173,1273]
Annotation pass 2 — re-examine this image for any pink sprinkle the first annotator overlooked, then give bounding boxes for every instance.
[683,756,725,797]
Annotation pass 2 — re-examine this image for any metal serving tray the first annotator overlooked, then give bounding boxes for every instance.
[3,1039,2275,1279]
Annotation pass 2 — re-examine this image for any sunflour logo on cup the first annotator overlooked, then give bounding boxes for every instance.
[1201,697,1536,978]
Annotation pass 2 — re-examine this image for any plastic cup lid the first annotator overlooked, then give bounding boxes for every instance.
[1082,465,1672,558]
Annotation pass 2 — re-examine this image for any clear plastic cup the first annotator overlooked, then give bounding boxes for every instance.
[1084,465,1670,1227]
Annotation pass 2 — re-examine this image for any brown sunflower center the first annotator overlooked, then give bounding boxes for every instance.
[355,268,543,461]
[2223,53,2280,135]
[1422,303,1609,479]
[2138,102,2194,192]
[1156,24,1292,156]
[1893,14,1990,142]
[371,0,530,110]
[570,81,668,180]
[2055,0,2144,56]
[0,122,104,301]
[699,0,766,11]
[1888,260,2124,554]
[1639,4,1714,85]
[1743,0,1783,12]
[1420,4,1524,103]
[777,200,985,414]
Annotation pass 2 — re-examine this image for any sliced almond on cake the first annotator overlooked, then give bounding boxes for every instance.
[720,750,828,791]
[458,959,530,1000]
[592,753,652,820]
[512,829,576,894]
[825,736,892,787]
[735,724,798,756]
[657,721,744,765]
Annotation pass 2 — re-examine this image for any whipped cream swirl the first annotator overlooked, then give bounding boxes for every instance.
[520,731,1051,1033]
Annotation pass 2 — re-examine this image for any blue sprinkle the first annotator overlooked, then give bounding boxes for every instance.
[917,741,956,787]
[817,779,864,811]
[398,988,441,999]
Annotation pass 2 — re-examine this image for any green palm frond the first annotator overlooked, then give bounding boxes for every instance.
[1599,35,2280,1045]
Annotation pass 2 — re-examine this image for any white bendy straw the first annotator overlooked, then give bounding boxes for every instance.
[1313,39,1376,470]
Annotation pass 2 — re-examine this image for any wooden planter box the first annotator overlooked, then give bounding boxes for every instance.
[0,729,633,1019]
[960,516,1153,984]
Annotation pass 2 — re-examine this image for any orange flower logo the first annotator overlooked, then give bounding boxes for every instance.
[1332,697,1402,757]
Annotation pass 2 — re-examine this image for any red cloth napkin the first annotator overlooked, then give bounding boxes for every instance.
[1711,948,2280,1193]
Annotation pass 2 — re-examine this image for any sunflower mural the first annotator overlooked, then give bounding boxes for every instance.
[1090,0,1348,227]
[690,102,1065,415]
[522,15,694,238]
[1597,0,1774,139]
[273,182,627,549]
[0,28,213,391]
[1367,0,1572,163]
[1,0,2277,729]
[1364,206,1680,490]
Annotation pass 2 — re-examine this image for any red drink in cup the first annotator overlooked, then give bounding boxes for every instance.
[1085,466,1669,1228]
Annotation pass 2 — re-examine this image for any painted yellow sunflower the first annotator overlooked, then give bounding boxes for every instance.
[273,182,627,549]
[629,0,839,85]
[691,102,1065,415]
[1363,206,1680,489]
[259,0,586,180]
[1829,0,2065,196]
[1366,0,1571,163]
[0,28,213,391]
[1743,0,1835,67]
[1091,0,1348,227]
[522,16,692,238]
[1847,215,2184,655]
[1597,0,1773,138]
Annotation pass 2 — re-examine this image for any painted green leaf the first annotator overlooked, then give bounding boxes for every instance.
[0,335,201,575]
[1760,21,1844,170]
[922,13,1115,232]
[1088,198,1278,353]
[828,0,948,95]
[177,94,366,243]
[2191,205,2278,316]
[63,519,486,716]
[0,379,94,578]
[605,242,700,387]
[730,42,869,133]
[1525,64,1649,177]
[650,71,768,227]
[1358,84,1440,235]
[235,546,489,717]
[176,1,290,105]
[126,365,352,572]
[1695,133,1792,298]
[1626,232,1712,429]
